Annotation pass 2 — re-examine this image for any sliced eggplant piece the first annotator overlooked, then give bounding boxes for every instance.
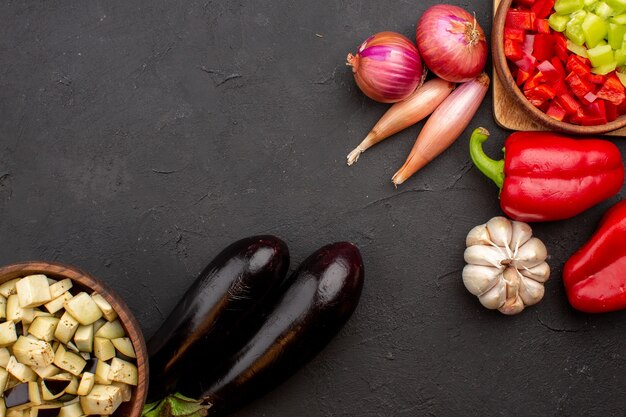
[44,292,72,315]
[111,382,131,402]
[0,279,20,298]
[6,356,37,382]
[41,374,72,401]
[0,321,17,347]
[79,384,122,415]
[107,358,137,386]
[49,279,72,300]
[7,296,33,324]
[53,312,79,345]
[4,381,41,410]
[93,337,115,361]
[182,242,364,416]
[0,347,10,367]
[83,358,98,375]
[16,275,51,308]
[147,235,290,400]
[93,320,124,340]
[62,293,102,326]
[94,361,112,385]
[31,364,61,379]
[53,345,86,376]
[12,336,55,368]
[57,402,83,417]
[0,295,7,319]
[111,338,135,359]
[28,317,60,342]
[76,372,95,396]
[90,294,117,322]
[0,367,8,392]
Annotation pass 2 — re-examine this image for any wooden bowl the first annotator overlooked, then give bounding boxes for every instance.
[0,261,148,417]
[492,0,626,135]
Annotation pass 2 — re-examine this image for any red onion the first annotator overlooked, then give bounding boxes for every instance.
[347,32,424,103]
[416,5,487,83]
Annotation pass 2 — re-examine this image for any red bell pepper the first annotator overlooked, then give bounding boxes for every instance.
[469,128,624,222]
[533,34,554,61]
[596,73,626,105]
[531,0,555,19]
[564,200,626,313]
[505,39,524,61]
[506,9,536,31]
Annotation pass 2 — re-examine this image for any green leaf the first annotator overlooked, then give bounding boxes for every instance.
[140,394,211,417]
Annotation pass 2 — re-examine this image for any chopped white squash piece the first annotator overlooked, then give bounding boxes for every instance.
[93,338,115,361]
[63,293,102,325]
[16,275,51,308]
[13,336,54,368]
[111,337,136,359]
[49,279,72,299]
[54,312,79,345]
[94,320,124,340]
[53,345,86,376]
[6,357,37,382]
[44,292,72,315]
[57,401,83,417]
[107,358,137,386]
[28,317,60,342]
[79,384,122,415]
[0,279,19,298]
[91,294,117,322]
[0,322,17,347]
[73,325,93,353]
[94,361,111,385]
[76,372,95,396]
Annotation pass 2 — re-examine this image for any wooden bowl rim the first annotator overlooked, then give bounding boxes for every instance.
[492,0,626,135]
[0,261,148,417]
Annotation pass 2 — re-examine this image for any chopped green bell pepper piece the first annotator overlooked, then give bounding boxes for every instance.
[587,43,615,66]
[556,0,585,14]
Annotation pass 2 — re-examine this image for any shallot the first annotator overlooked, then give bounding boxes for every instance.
[391,73,489,186]
[346,78,455,166]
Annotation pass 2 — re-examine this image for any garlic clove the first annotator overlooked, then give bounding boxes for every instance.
[502,267,520,300]
[520,261,550,283]
[464,245,507,268]
[462,265,501,296]
[511,237,548,269]
[510,221,533,254]
[486,216,513,253]
[466,224,491,246]
[519,276,545,306]
[498,295,525,315]
[478,279,506,309]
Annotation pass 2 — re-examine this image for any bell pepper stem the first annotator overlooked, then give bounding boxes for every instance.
[469,127,505,190]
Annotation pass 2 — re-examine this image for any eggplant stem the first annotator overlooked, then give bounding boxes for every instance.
[141,394,211,417]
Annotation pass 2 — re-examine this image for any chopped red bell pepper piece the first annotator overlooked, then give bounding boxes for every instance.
[523,70,547,90]
[606,102,618,122]
[554,33,570,62]
[504,27,526,43]
[587,73,606,85]
[556,93,582,114]
[537,60,560,81]
[553,79,568,95]
[546,100,567,120]
[516,68,531,86]
[564,200,626,313]
[533,34,554,61]
[566,72,595,99]
[566,55,592,77]
[531,0,555,19]
[505,39,524,61]
[506,9,536,31]
[596,73,626,105]
[573,101,608,125]
[525,84,556,107]
[469,129,624,222]
[550,56,566,78]
[535,18,551,34]
[515,0,536,6]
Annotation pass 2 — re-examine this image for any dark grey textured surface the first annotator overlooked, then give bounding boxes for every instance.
[1,0,626,416]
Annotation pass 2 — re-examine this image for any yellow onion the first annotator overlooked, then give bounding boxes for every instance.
[346,32,424,103]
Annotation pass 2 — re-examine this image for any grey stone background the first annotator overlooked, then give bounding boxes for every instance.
[1,0,625,416]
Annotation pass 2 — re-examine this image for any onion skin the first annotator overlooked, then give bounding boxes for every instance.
[416,5,487,83]
[347,31,423,103]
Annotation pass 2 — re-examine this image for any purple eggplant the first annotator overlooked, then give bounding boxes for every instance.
[180,242,364,416]
[147,235,290,400]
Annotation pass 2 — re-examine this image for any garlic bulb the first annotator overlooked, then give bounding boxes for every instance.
[463,216,550,315]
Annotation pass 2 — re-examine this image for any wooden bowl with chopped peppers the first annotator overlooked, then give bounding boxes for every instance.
[493,0,626,134]
[0,261,148,417]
